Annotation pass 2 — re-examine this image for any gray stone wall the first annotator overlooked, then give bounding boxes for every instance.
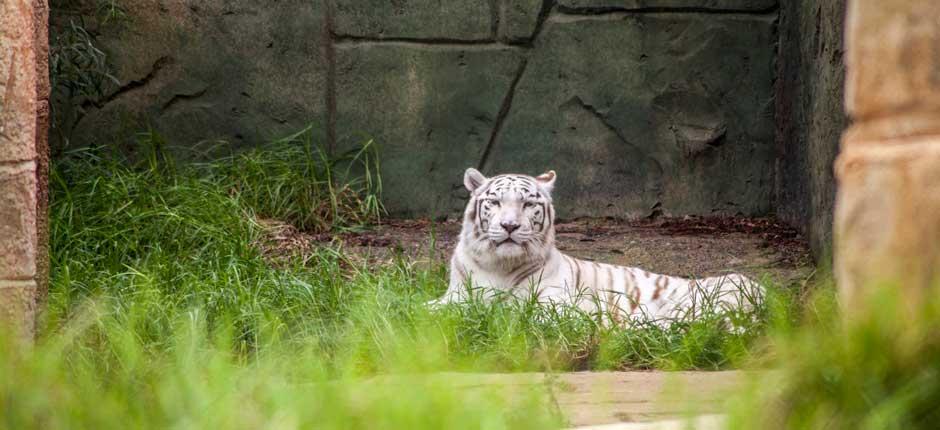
[55,0,779,220]
[774,0,847,258]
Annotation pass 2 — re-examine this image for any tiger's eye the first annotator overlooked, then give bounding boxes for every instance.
[523,202,535,209]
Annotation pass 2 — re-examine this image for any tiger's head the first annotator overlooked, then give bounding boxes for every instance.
[459,168,557,267]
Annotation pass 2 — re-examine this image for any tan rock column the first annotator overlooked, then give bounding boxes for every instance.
[0,0,49,337]
[836,0,940,308]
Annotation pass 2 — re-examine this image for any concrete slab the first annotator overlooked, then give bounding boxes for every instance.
[372,371,745,428]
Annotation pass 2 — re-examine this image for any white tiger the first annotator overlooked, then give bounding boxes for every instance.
[430,168,764,326]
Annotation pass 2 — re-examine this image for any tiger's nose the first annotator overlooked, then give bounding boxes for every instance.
[500,221,520,233]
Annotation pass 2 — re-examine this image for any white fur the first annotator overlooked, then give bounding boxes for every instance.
[430,169,763,325]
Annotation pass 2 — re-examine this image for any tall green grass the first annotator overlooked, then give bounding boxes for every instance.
[43,130,773,371]
[1,128,789,428]
[0,310,560,430]
[211,126,383,233]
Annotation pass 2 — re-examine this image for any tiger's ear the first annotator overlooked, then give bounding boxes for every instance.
[464,168,487,192]
[535,170,556,193]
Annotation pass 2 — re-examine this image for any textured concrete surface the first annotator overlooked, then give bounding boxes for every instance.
[489,12,776,219]
[1,0,40,163]
[334,45,524,215]
[570,415,724,430]
[0,162,38,280]
[557,0,777,11]
[60,0,330,158]
[55,0,780,220]
[0,0,47,336]
[836,142,940,307]
[836,0,940,307]
[0,281,38,335]
[380,371,745,427]
[333,0,494,41]
[501,0,546,42]
[774,0,847,259]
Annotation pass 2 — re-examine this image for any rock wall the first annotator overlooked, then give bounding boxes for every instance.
[774,0,847,257]
[1,0,49,336]
[54,0,778,219]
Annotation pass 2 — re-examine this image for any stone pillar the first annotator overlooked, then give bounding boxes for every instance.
[0,0,49,337]
[835,0,940,308]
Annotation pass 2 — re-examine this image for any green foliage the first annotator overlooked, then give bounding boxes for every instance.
[0,312,559,430]
[49,0,127,151]
[210,126,383,233]
[728,279,940,429]
[49,19,118,110]
[3,128,791,427]
[45,128,772,371]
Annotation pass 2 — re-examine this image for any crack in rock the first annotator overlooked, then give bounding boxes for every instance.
[565,95,664,173]
[160,87,208,112]
[83,56,173,111]
[477,58,530,171]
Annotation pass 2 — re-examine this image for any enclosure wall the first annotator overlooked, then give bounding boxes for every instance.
[53,0,779,219]
[774,0,847,257]
[1,0,49,336]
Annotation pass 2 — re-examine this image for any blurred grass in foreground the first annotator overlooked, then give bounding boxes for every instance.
[728,278,940,429]
[0,312,558,429]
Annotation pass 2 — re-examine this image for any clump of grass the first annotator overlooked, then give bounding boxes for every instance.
[727,279,940,429]
[49,0,131,151]
[49,19,117,105]
[47,129,382,349]
[49,18,119,149]
[210,126,383,233]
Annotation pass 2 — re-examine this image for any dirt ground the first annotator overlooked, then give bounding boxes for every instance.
[261,216,815,286]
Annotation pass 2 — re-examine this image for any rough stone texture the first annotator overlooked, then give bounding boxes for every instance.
[61,0,329,158]
[1,0,44,337]
[844,1,940,123]
[55,2,780,220]
[1,0,39,163]
[500,0,546,43]
[0,282,37,335]
[836,0,940,307]
[335,45,524,215]
[774,0,847,258]
[332,0,494,41]
[488,13,777,219]
[0,162,38,280]
[835,142,940,306]
[557,0,778,12]
[34,0,51,303]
